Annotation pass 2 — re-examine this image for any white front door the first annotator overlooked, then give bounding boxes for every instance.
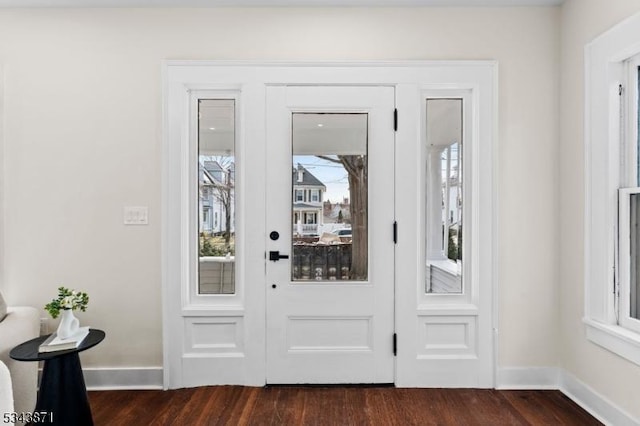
[265,86,396,384]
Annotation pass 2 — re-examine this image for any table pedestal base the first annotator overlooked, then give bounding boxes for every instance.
[36,353,93,426]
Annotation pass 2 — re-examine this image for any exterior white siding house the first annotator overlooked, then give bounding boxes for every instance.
[199,160,235,235]
[323,199,351,225]
[293,164,326,236]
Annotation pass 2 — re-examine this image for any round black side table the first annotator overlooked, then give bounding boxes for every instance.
[10,329,105,426]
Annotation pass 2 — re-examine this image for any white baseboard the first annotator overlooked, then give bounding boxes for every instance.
[559,370,637,426]
[495,367,560,389]
[83,367,163,390]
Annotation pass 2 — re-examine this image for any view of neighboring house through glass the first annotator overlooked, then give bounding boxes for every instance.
[197,99,235,294]
[291,113,368,281]
[425,98,463,294]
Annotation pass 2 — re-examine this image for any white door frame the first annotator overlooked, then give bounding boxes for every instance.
[162,61,497,388]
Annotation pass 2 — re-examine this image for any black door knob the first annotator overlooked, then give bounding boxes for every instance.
[269,251,289,261]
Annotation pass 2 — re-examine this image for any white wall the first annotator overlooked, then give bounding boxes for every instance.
[0,8,560,374]
[560,0,640,419]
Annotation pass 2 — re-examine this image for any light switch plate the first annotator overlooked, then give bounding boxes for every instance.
[124,206,149,225]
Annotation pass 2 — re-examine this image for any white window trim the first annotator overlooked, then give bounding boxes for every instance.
[585,11,640,366]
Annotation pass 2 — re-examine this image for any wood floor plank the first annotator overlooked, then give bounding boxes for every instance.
[487,390,534,425]
[390,388,442,426]
[222,386,260,426]
[211,386,249,425]
[242,386,281,425]
[89,386,603,426]
[155,388,198,426]
[171,387,219,425]
[343,386,370,425]
[302,387,346,425]
[502,390,602,426]
[365,387,403,425]
[270,387,306,425]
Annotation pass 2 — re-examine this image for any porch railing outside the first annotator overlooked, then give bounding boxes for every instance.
[291,242,352,281]
[199,257,235,294]
[292,223,319,235]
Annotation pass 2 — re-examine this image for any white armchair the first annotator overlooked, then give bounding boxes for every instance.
[0,305,39,424]
[0,360,14,425]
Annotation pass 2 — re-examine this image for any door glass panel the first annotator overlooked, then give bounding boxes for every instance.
[634,67,640,318]
[198,99,235,294]
[425,99,463,294]
[291,113,368,281]
[636,65,639,186]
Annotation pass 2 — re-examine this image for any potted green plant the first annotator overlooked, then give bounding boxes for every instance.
[44,287,89,339]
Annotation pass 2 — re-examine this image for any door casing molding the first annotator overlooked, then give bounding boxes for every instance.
[162,61,498,389]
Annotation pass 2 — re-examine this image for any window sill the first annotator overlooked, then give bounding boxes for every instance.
[583,318,640,367]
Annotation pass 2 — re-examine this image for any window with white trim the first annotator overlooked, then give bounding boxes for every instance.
[585,14,640,366]
[618,53,640,334]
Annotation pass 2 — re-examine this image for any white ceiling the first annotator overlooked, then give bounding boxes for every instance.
[293,113,368,156]
[426,99,462,147]
[0,0,564,7]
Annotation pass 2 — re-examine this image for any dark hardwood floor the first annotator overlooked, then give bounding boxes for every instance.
[88,386,603,425]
